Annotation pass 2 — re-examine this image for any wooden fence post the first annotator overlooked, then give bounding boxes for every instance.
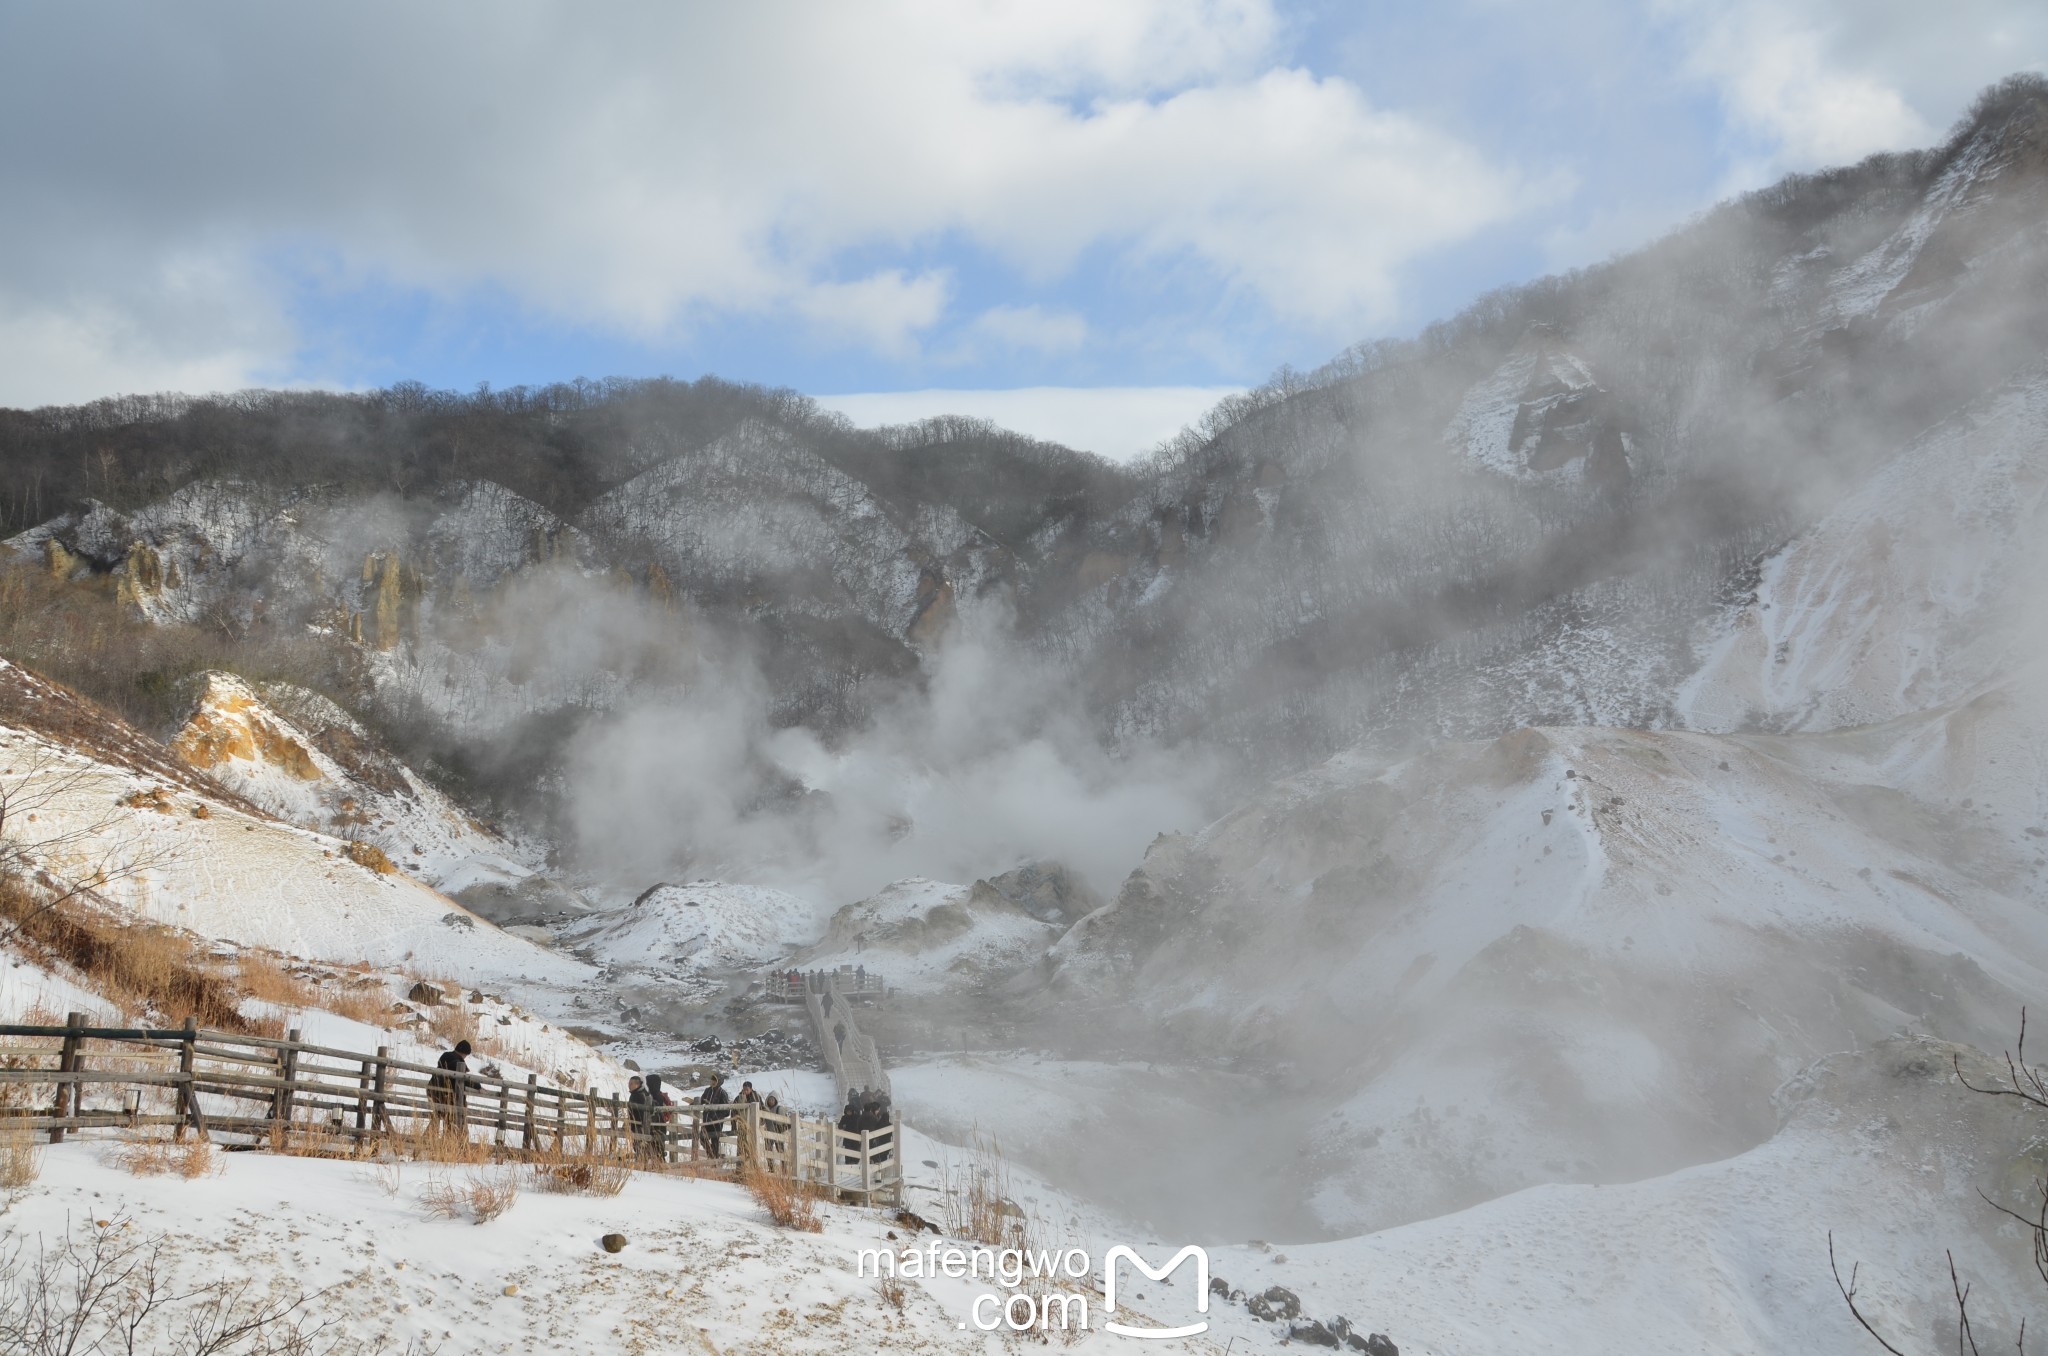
[272,1029,301,1144]
[584,1088,597,1157]
[860,1125,873,1197]
[354,1056,372,1141]
[522,1074,537,1151]
[49,1011,84,1144]
[175,1016,209,1142]
[892,1115,903,1206]
[371,1046,391,1135]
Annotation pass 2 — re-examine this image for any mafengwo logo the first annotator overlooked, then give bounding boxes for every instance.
[857,1240,1209,1336]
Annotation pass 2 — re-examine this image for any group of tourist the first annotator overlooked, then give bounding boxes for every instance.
[430,1041,894,1172]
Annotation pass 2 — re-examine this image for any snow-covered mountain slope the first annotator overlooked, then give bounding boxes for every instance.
[2,724,578,984]
[0,662,581,987]
[1198,1038,2043,1356]
[1679,368,2048,734]
[1037,690,2048,1235]
[167,670,533,891]
[579,419,1013,645]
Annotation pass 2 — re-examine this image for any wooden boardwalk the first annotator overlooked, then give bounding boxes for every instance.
[0,1014,902,1205]
[807,977,889,1104]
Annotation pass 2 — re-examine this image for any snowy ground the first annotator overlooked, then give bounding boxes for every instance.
[1,1126,1217,1355]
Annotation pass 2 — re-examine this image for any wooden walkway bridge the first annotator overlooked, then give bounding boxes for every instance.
[0,1014,902,1205]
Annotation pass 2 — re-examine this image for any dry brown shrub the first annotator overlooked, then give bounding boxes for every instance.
[343,840,397,875]
[417,1166,517,1223]
[743,1162,824,1232]
[234,952,393,1030]
[531,1157,632,1197]
[466,1169,518,1223]
[874,1273,907,1310]
[417,1169,463,1220]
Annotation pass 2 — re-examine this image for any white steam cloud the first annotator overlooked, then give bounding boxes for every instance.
[563,617,1214,907]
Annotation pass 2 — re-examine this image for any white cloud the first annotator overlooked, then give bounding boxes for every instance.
[1664,0,2048,184]
[958,305,1090,358]
[813,386,1244,461]
[0,1,1530,402]
[790,270,953,358]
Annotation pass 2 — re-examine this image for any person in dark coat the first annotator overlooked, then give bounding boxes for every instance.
[647,1074,674,1163]
[838,1089,866,1164]
[698,1075,731,1157]
[429,1040,475,1131]
[868,1091,894,1163]
[627,1076,657,1160]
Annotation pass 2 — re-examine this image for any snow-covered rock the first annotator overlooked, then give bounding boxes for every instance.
[797,877,1060,997]
[564,880,827,978]
[167,670,537,892]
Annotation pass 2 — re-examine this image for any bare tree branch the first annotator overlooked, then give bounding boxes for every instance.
[1834,1232,1909,1356]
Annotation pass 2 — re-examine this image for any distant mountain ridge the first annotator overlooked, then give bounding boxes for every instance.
[3,75,2046,832]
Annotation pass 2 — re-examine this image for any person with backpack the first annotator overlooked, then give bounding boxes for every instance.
[646,1074,675,1163]
[429,1040,475,1133]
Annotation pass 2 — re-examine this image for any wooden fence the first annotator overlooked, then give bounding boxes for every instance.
[0,1014,901,1205]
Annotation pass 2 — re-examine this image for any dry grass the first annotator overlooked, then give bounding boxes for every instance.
[742,1162,824,1232]
[236,952,317,1010]
[318,975,396,1026]
[236,952,396,1029]
[423,1001,475,1051]
[0,877,251,1031]
[0,1117,42,1188]
[873,1273,907,1311]
[111,1134,217,1179]
[938,1131,1027,1251]
[371,1156,404,1198]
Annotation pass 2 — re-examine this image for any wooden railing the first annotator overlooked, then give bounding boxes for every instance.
[0,1014,902,1204]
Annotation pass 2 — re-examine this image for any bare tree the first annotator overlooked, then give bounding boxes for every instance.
[0,737,181,948]
[1835,1012,2046,1353]
[0,1216,435,1355]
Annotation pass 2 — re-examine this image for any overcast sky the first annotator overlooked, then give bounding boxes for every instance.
[2,2,2044,458]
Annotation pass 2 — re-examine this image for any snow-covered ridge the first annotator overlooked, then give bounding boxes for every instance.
[1042,696,2048,1234]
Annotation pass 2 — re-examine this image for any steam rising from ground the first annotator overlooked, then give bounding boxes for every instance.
[563,617,1215,905]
